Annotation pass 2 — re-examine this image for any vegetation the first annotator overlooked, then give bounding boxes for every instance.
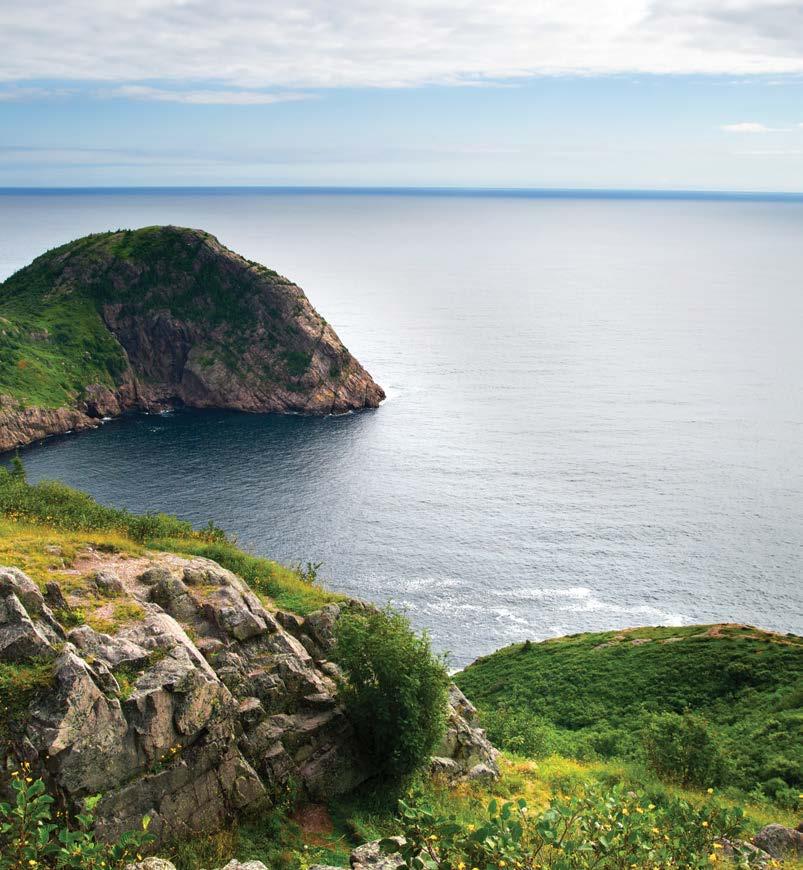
[0,765,153,869]
[334,607,451,784]
[455,626,802,810]
[0,467,798,866]
[387,784,757,869]
[0,661,53,749]
[0,463,340,614]
[0,226,315,409]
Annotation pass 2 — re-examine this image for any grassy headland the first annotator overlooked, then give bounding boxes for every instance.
[455,626,802,810]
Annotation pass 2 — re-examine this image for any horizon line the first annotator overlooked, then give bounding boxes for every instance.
[1,185,802,201]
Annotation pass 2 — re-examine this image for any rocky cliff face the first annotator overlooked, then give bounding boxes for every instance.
[0,226,384,452]
[0,554,497,846]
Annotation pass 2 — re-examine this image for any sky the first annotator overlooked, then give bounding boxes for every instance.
[1,0,803,190]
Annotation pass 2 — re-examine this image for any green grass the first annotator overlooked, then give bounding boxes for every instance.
[455,626,803,810]
[0,225,319,409]
[0,467,339,615]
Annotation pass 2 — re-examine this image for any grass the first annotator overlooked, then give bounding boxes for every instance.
[455,625,803,810]
[0,468,339,615]
[0,225,320,409]
[167,751,802,870]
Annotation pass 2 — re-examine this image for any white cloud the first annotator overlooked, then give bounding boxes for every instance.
[2,1,803,92]
[720,122,783,132]
[105,86,314,105]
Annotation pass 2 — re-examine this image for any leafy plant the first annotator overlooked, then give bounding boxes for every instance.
[335,607,450,785]
[0,764,155,869]
[385,784,758,869]
[643,711,727,787]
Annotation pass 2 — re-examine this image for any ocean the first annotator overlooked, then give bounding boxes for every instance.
[1,188,801,667]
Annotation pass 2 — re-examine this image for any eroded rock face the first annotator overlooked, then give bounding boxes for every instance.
[0,226,385,453]
[0,557,498,846]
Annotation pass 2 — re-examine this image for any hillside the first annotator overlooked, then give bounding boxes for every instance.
[1,471,801,867]
[0,226,384,451]
[456,625,803,807]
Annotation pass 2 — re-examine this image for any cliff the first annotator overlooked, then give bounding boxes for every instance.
[0,226,384,452]
[0,554,497,846]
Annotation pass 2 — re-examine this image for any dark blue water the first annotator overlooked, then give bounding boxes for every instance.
[2,189,801,666]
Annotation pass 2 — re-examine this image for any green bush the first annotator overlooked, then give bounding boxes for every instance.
[334,607,450,784]
[387,784,754,869]
[642,711,727,787]
[0,765,154,869]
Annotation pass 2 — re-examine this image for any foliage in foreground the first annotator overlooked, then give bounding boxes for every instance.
[335,607,451,784]
[455,626,802,808]
[0,767,153,870]
[0,464,339,614]
[386,784,763,870]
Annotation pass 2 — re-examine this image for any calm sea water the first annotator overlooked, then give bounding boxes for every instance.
[1,189,801,667]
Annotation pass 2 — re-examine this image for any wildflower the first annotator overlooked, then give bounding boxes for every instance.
[708,853,718,863]
[652,828,660,834]
[713,843,722,850]
[707,788,714,795]
[702,821,709,828]
[636,807,644,814]
[428,834,438,841]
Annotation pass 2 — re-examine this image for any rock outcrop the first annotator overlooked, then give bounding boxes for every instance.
[0,226,384,452]
[0,554,497,846]
[752,824,803,861]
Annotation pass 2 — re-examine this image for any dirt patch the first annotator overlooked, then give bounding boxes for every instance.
[292,803,334,844]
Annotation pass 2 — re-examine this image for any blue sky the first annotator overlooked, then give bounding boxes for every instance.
[2,1,803,190]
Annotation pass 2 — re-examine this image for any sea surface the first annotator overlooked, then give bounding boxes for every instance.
[1,188,801,667]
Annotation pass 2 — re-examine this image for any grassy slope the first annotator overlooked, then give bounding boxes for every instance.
[0,470,340,615]
[0,226,296,409]
[2,470,800,867]
[455,626,803,804]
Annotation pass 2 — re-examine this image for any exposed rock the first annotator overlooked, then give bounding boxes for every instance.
[44,581,71,612]
[0,226,384,452]
[431,685,499,782]
[0,567,63,661]
[125,860,177,870]
[93,569,126,596]
[351,837,406,869]
[211,862,269,870]
[753,824,803,860]
[0,560,497,847]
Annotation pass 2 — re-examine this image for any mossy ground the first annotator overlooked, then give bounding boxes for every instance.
[0,471,340,616]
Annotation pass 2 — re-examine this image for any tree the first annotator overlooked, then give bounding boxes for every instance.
[334,607,450,784]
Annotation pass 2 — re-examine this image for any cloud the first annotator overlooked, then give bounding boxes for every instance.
[0,86,75,100]
[720,122,784,132]
[2,1,803,94]
[105,86,314,105]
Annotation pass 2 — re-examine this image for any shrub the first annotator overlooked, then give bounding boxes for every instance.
[334,607,450,784]
[642,711,726,787]
[387,784,754,869]
[0,765,154,869]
